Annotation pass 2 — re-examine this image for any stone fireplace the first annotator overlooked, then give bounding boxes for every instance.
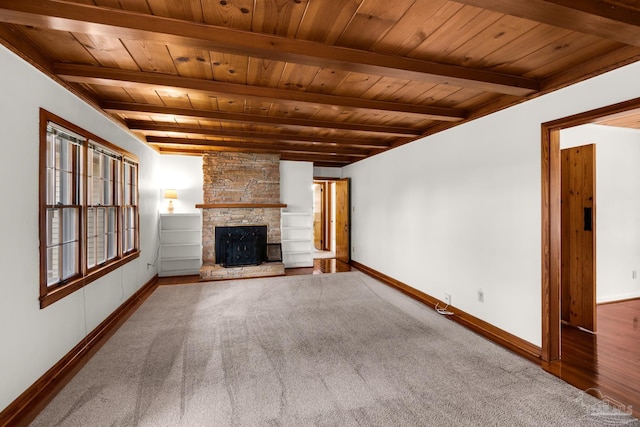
[197,152,286,281]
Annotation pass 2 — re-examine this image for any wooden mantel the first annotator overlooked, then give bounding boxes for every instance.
[195,203,287,209]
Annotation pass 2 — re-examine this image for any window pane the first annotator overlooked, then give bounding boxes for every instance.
[62,242,78,280]
[107,207,116,231]
[87,207,95,269]
[47,209,60,246]
[123,206,136,253]
[92,151,102,205]
[54,168,61,204]
[129,206,136,226]
[102,156,112,181]
[87,207,95,236]
[102,158,111,205]
[96,208,106,264]
[107,207,117,259]
[104,180,112,205]
[125,229,135,252]
[92,175,102,205]
[96,236,105,264]
[124,164,132,204]
[46,168,55,205]
[54,137,61,170]
[107,232,117,259]
[74,146,82,204]
[59,137,73,172]
[60,171,73,205]
[47,246,60,286]
[114,161,121,205]
[46,131,55,168]
[62,208,78,243]
[131,167,137,200]
[123,182,130,205]
[92,150,101,178]
[87,236,96,269]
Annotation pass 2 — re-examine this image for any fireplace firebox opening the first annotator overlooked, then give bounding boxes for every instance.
[215,225,267,267]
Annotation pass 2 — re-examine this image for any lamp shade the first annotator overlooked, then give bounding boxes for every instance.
[164,189,178,199]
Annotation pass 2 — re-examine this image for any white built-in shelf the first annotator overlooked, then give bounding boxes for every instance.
[281,210,313,268]
[159,213,202,277]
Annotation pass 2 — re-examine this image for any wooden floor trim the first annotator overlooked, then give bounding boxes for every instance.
[0,275,159,427]
[351,261,542,363]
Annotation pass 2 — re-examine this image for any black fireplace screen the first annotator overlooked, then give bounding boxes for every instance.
[215,225,267,267]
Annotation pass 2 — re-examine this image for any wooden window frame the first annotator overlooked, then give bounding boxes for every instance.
[39,109,140,309]
[122,160,139,255]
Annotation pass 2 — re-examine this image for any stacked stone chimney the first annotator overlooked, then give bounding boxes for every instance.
[199,152,285,280]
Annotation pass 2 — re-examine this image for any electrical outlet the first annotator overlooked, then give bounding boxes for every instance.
[444,293,451,305]
[478,289,484,303]
[633,270,637,279]
[352,246,355,253]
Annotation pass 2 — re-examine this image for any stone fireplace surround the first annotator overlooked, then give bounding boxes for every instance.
[197,152,286,281]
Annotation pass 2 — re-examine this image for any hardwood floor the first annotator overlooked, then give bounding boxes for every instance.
[158,259,353,286]
[285,258,354,276]
[543,298,640,419]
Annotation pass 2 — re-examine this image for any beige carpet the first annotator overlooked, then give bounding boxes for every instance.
[31,272,638,426]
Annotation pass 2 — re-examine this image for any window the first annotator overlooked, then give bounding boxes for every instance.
[39,109,140,308]
[44,124,83,286]
[87,143,120,269]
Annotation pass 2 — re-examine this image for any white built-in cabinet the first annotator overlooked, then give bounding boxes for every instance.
[159,213,202,276]
[281,210,313,268]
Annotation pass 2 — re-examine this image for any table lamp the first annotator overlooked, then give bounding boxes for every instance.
[164,189,177,214]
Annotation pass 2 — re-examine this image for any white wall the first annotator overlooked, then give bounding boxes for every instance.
[0,45,161,410]
[154,157,313,213]
[280,161,314,212]
[561,124,640,303]
[313,166,342,179]
[158,155,204,213]
[344,60,640,347]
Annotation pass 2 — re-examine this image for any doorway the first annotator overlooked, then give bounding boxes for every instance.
[313,180,331,253]
[541,97,640,361]
[542,99,640,417]
[312,178,350,263]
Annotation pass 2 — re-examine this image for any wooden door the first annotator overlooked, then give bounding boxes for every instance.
[335,178,350,263]
[561,144,596,332]
[313,183,323,250]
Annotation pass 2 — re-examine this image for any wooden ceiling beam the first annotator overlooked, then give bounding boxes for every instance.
[103,102,421,137]
[147,135,369,158]
[279,153,355,165]
[127,120,393,148]
[0,0,539,95]
[55,63,467,120]
[154,147,352,166]
[149,140,366,164]
[453,0,640,47]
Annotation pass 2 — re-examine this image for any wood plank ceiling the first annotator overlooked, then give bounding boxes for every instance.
[1,0,639,166]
